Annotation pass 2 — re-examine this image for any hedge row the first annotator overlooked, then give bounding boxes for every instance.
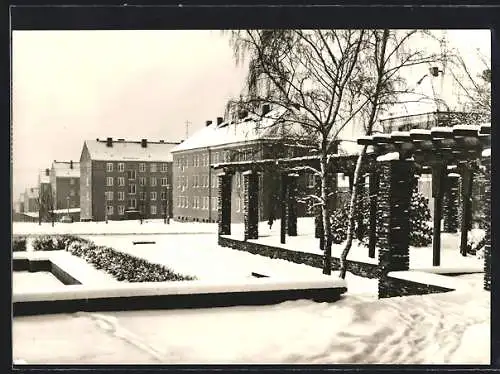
[12,236,27,252]
[32,235,196,282]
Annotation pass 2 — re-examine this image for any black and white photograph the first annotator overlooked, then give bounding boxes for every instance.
[11,19,492,365]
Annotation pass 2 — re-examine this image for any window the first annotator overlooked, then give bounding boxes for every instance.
[70,178,75,185]
[185,196,189,208]
[105,191,113,201]
[139,191,146,201]
[213,152,218,164]
[151,205,157,215]
[118,163,125,172]
[161,191,167,200]
[107,163,113,172]
[118,177,125,186]
[150,163,157,172]
[128,184,136,194]
[128,198,137,209]
[237,173,241,188]
[161,163,168,172]
[151,177,157,186]
[127,170,136,180]
[307,173,316,188]
[86,176,89,186]
[237,197,242,212]
[212,196,218,210]
[118,191,125,201]
[176,176,180,189]
[202,197,208,210]
[106,205,114,215]
[70,189,75,197]
[161,177,168,186]
[151,192,157,201]
[106,177,114,186]
[139,163,146,172]
[139,177,146,186]
[176,197,180,207]
[193,196,199,209]
[118,205,125,215]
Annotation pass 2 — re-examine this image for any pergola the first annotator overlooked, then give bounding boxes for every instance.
[212,123,491,290]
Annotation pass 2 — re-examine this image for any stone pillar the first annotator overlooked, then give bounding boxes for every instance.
[368,172,379,258]
[443,173,460,233]
[217,171,232,236]
[287,173,299,237]
[355,175,366,240]
[243,170,259,240]
[378,160,413,299]
[280,173,288,244]
[483,157,491,291]
[459,167,473,256]
[431,162,446,266]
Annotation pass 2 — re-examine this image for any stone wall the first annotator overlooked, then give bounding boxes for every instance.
[218,236,380,278]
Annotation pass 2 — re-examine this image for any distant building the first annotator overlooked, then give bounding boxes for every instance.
[23,187,39,213]
[79,138,178,222]
[171,106,318,223]
[50,160,80,213]
[37,168,53,221]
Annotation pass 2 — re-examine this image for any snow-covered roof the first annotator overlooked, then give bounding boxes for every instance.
[84,139,179,162]
[52,161,80,178]
[171,107,295,153]
[25,187,39,199]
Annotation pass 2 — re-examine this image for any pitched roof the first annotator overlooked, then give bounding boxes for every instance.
[84,139,179,162]
[171,107,294,153]
[52,161,80,178]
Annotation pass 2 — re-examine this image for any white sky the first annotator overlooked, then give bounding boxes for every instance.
[11,29,490,199]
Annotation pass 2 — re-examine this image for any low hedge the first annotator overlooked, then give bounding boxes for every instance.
[33,235,196,282]
[12,236,27,252]
[32,235,78,251]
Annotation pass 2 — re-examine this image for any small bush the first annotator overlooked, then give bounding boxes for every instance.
[329,204,350,244]
[12,237,27,252]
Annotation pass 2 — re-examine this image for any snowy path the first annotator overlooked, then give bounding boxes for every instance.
[13,276,489,364]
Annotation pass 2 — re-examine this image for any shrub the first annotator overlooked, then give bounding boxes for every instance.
[12,237,27,252]
[329,204,350,244]
[409,188,433,247]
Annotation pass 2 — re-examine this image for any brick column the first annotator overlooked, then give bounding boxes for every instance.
[280,173,288,244]
[243,170,259,240]
[355,175,367,240]
[459,167,473,256]
[217,171,232,236]
[378,160,414,299]
[287,173,299,237]
[483,156,491,291]
[443,173,460,233]
[368,172,379,258]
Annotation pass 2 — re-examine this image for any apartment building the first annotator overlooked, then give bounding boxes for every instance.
[171,106,316,223]
[23,187,39,213]
[50,160,80,211]
[79,138,178,222]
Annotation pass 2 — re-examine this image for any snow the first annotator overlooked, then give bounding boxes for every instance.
[388,271,467,291]
[376,152,400,162]
[452,124,480,132]
[13,272,65,293]
[409,129,431,136]
[85,139,177,162]
[431,127,453,133]
[13,281,489,364]
[52,161,80,178]
[13,219,218,236]
[482,148,491,157]
[448,173,460,177]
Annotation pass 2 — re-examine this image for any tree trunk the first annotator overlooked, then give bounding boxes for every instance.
[321,157,332,275]
[339,145,367,279]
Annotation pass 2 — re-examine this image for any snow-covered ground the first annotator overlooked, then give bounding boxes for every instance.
[13,273,489,364]
[13,219,217,236]
[13,272,65,293]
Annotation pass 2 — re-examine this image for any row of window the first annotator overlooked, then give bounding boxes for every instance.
[106,204,160,216]
[175,149,256,170]
[105,190,168,201]
[106,162,169,173]
[106,176,169,187]
[176,196,218,210]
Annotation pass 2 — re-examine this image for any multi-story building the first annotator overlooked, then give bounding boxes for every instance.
[37,168,53,220]
[23,187,39,213]
[79,138,178,222]
[171,106,317,223]
[50,160,80,211]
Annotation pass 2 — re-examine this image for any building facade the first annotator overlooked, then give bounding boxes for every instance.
[79,138,178,222]
[50,160,80,211]
[171,109,315,223]
[23,187,39,213]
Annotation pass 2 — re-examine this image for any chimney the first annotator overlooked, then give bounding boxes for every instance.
[141,139,147,148]
[217,117,223,125]
[70,160,73,169]
[206,120,213,127]
[106,137,113,147]
[96,138,100,141]
[117,138,125,142]
[45,168,50,176]
[262,104,270,116]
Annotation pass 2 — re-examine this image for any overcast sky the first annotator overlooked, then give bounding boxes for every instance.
[12,29,490,199]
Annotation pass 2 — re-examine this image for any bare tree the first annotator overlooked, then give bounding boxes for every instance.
[227,29,442,277]
[36,186,55,226]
